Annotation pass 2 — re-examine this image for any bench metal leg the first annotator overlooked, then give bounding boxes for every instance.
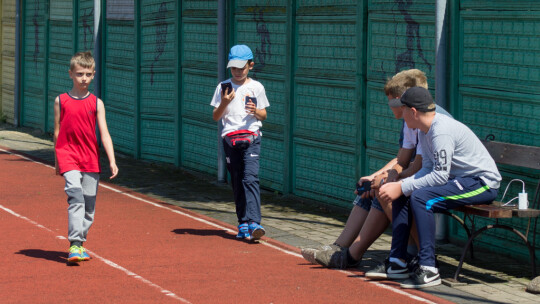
[453,224,537,281]
[441,211,474,259]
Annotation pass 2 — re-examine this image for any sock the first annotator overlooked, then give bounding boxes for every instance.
[70,241,82,247]
[420,265,439,274]
[389,257,407,268]
[346,250,359,265]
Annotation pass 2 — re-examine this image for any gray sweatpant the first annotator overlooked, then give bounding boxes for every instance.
[63,170,100,243]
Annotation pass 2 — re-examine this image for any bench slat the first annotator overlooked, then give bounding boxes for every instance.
[482,141,540,170]
[512,209,540,218]
[455,200,540,219]
[455,204,513,218]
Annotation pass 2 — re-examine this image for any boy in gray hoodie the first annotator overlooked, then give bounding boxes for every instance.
[369,86,501,288]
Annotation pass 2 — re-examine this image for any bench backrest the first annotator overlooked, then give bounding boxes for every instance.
[482,140,540,210]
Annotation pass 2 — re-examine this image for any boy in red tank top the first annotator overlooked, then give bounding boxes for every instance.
[53,51,118,263]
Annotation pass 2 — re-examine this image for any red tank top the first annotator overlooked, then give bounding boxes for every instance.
[55,92,100,174]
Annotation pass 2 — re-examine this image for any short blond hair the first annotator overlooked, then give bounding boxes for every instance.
[384,69,428,97]
[70,51,95,71]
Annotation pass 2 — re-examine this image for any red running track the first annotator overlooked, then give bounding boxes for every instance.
[0,147,451,304]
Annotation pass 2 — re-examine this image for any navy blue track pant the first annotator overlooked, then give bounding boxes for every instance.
[222,135,262,225]
[390,176,498,267]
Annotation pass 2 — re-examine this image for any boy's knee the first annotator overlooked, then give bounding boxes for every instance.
[409,191,426,205]
[66,187,84,205]
[243,174,259,184]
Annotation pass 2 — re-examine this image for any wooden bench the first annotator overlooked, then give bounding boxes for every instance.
[441,138,540,282]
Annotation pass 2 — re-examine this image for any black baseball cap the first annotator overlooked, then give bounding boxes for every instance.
[396,87,436,112]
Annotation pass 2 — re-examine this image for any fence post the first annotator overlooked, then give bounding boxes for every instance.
[216,0,227,183]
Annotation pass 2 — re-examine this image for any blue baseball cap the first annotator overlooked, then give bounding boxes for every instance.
[227,45,253,68]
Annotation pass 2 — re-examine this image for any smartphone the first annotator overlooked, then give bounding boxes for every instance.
[221,82,232,94]
[245,96,257,106]
[356,181,371,195]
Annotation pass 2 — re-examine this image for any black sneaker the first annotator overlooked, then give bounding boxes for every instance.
[407,255,420,275]
[315,246,349,269]
[365,258,409,280]
[400,266,441,289]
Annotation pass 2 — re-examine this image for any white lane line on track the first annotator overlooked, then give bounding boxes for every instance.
[0,148,439,304]
[0,203,191,304]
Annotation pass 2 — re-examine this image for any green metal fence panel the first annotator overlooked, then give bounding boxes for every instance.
[234,2,288,191]
[366,148,394,176]
[78,0,95,52]
[1,0,16,124]
[47,0,74,133]
[139,0,177,163]
[103,1,136,156]
[180,1,218,172]
[367,12,435,87]
[294,138,357,206]
[460,0,540,10]
[459,11,540,95]
[297,0,358,16]
[21,0,48,129]
[459,87,539,146]
[296,15,358,80]
[182,118,217,174]
[292,4,363,208]
[365,81,401,154]
[368,0,435,13]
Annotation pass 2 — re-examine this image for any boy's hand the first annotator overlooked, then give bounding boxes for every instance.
[221,87,235,105]
[355,175,373,195]
[378,181,403,204]
[358,175,374,184]
[371,172,388,190]
[386,168,399,183]
[361,189,377,199]
[55,161,60,176]
[245,101,257,115]
[109,162,119,179]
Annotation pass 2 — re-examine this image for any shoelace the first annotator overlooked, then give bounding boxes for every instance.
[69,245,82,253]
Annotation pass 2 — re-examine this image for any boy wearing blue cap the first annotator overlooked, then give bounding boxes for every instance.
[211,45,270,241]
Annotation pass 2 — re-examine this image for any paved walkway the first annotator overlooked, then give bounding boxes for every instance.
[1,123,538,304]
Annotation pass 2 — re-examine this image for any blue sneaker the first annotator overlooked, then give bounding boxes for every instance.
[80,246,91,261]
[236,223,250,239]
[248,222,265,240]
[67,245,83,262]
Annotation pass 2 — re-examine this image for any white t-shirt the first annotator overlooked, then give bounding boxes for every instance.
[402,121,422,156]
[211,78,270,137]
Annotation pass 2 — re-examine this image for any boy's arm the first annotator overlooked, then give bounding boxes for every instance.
[96,98,118,179]
[385,147,415,183]
[53,96,61,175]
[253,108,267,121]
[398,154,423,179]
[212,88,235,121]
[366,157,398,187]
[401,134,454,196]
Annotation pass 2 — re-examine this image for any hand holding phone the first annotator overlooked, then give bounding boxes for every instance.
[245,96,257,115]
[356,181,371,195]
[245,96,257,106]
[221,82,233,95]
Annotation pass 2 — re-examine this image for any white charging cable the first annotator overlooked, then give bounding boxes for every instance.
[501,179,528,208]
